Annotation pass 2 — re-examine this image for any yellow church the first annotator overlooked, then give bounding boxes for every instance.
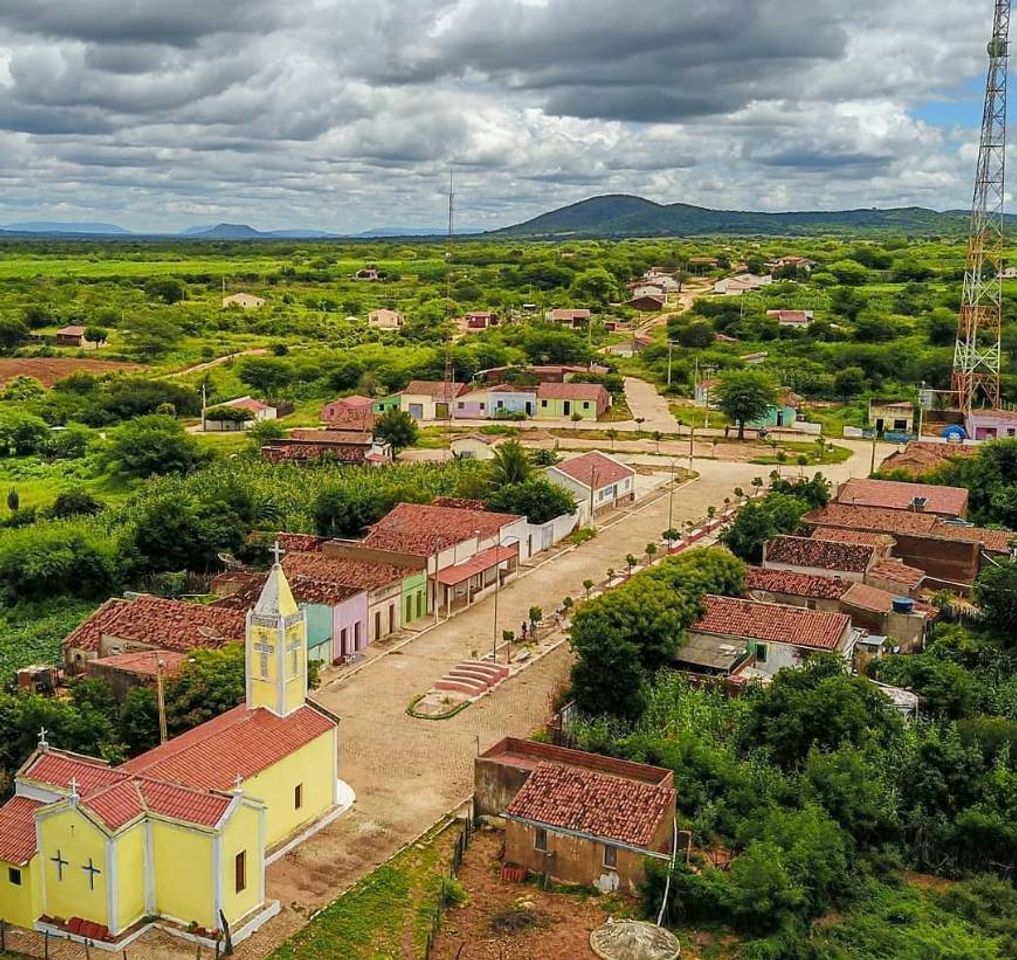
[0,560,349,949]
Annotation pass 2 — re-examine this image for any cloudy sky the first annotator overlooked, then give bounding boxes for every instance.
[0,0,1000,232]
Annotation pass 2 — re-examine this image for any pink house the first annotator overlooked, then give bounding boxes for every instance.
[321,395,375,432]
[966,408,1017,441]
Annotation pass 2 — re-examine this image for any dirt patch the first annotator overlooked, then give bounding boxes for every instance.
[904,870,956,893]
[0,357,143,387]
[430,829,627,960]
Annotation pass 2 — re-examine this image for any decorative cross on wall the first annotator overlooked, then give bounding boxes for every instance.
[82,857,102,890]
[271,540,284,565]
[37,726,48,748]
[51,849,68,881]
[68,777,79,799]
[254,641,273,678]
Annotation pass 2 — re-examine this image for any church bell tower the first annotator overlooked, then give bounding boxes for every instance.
[245,548,307,716]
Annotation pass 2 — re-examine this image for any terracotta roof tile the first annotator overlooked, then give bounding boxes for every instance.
[811,527,895,547]
[23,752,127,796]
[551,451,632,490]
[87,650,188,678]
[137,780,232,828]
[63,596,245,655]
[745,566,850,601]
[840,582,902,615]
[868,559,926,590]
[505,762,674,849]
[837,478,969,517]
[765,535,875,574]
[364,502,520,556]
[0,796,43,865]
[536,382,608,402]
[403,380,467,400]
[548,309,591,321]
[879,441,975,477]
[805,504,1015,553]
[121,704,335,792]
[286,551,404,593]
[692,595,851,651]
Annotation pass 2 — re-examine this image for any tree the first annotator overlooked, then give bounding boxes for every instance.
[374,408,419,452]
[48,488,103,519]
[238,356,292,397]
[145,278,186,304]
[676,321,715,349]
[833,366,866,398]
[124,316,183,360]
[248,419,285,447]
[713,370,778,440]
[84,325,109,345]
[974,561,1017,643]
[164,645,245,734]
[570,267,620,305]
[0,409,50,456]
[486,477,576,524]
[488,439,531,487]
[6,487,18,512]
[0,317,29,353]
[102,415,206,479]
[1,375,45,401]
[719,492,807,563]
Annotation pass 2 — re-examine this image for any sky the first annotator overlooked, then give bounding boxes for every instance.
[0,0,1002,233]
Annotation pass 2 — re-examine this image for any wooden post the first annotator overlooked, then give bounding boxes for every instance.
[84,939,92,960]
[44,930,49,960]
[155,657,169,745]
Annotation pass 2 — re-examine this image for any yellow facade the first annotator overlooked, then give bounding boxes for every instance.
[151,820,217,929]
[114,822,145,933]
[243,729,336,846]
[219,801,263,925]
[37,805,109,929]
[0,856,40,929]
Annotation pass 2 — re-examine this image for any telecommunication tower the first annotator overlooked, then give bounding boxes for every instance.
[443,169,455,426]
[952,0,1011,413]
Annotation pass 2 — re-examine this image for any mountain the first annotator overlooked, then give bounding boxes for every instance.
[3,220,133,235]
[491,194,974,238]
[183,223,266,239]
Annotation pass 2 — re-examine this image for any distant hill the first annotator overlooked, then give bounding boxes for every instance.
[3,220,133,235]
[490,194,975,238]
[183,223,266,239]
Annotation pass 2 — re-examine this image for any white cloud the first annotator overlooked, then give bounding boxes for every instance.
[0,0,998,231]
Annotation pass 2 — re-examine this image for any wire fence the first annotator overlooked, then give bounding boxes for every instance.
[0,922,225,960]
[421,809,475,960]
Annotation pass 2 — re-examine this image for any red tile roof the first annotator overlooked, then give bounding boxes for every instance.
[969,407,1017,422]
[551,451,633,490]
[745,566,850,601]
[548,309,592,322]
[63,596,245,655]
[765,535,875,574]
[879,441,975,478]
[837,478,969,517]
[0,796,43,865]
[692,595,851,651]
[435,544,518,586]
[868,559,926,590]
[811,526,895,547]
[277,533,329,553]
[23,752,127,796]
[536,382,608,402]
[225,397,271,413]
[505,762,674,849]
[288,429,374,444]
[287,551,406,593]
[805,504,1015,553]
[364,502,520,556]
[840,581,902,615]
[403,380,467,400]
[87,650,188,679]
[121,704,335,791]
[57,325,86,337]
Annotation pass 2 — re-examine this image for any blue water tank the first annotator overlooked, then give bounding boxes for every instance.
[941,425,967,441]
[892,596,915,614]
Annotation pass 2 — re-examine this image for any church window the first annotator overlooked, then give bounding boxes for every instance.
[8,867,21,886]
[294,784,303,809]
[288,640,300,679]
[235,851,247,893]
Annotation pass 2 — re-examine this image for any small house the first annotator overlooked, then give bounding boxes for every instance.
[546,451,635,514]
[475,738,676,894]
[869,399,915,437]
[688,595,859,678]
[54,325,87,347]
[355,268,381,281]
[464,311,497,329]
[321,395,375,432]
[545,308,592,328]
[453,384,536,419]
[368,308,403,329]
[713,273,772,295]
[747,388,801,430]
[966,408,1017,441]
[535,382,610,420]
[762,535,880,581]
[624,293,667,312]
[260,431,392,466]
[222,293,265,309]
[766,309,814,327]
[399,381,468,420]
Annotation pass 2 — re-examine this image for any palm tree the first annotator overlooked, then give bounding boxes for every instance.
[653,430,662,453]
[625,554,638,575]
[645,542,658,563]
[489,440,531,487]
[583,578,594,599]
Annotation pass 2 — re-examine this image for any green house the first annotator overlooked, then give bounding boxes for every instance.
[401,570,429,626]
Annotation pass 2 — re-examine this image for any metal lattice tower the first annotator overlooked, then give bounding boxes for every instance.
[443,169,455,425]
[953,0,1011,414]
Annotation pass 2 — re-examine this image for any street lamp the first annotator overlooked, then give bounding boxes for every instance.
[492,536,520,663]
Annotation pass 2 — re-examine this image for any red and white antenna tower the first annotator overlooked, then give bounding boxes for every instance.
[952,0,1010,414]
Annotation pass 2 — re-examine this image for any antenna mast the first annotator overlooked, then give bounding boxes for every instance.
[952,0,1010,414]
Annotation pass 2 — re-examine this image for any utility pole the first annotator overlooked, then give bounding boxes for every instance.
[666,341,674,387]
[155,657,168,745]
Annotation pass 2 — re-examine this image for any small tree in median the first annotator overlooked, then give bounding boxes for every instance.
[714,370,779,441]
[374,408,419,452]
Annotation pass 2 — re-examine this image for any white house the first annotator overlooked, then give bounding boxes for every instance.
[450,435,502,461]
[546,451,635,515]
[713,274,772,296]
